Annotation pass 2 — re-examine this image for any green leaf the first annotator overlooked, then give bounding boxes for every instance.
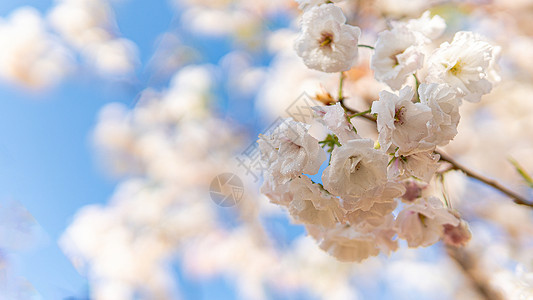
[509,157,533,189]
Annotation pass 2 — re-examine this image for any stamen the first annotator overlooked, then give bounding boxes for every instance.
[319,32,334,48]
[390,50,403,66]
[418,213,428,227]
[449,60,462,76]
[349,156,362,173]
[394,106,406,125]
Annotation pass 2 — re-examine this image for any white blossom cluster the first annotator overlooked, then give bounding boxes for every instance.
[48,0,139,77]
[0,7,73,89]
[174,0,291,48]
[259,2,500,262]
[0,0,139,89]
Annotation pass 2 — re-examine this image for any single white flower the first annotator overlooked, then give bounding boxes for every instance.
[258,118,327,184]
[371,86,433,155]
[294,4,361,73]
[426,31,497,102]
[312,103,359,144]
[295,0,343,11]
[370,26,426,90]
[395,197,460,247]
[388,151,440,182]
[322,139,389,198]
[419,83,461,147]
[288,176,344,228]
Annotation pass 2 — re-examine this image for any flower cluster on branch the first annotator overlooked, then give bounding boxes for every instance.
[258,1,501,262]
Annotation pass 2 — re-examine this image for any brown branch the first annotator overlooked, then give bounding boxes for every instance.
[339,98,533,208]
[437,151,533,207]
[446,246,505,300]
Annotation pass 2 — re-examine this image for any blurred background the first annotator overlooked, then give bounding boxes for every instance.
[1,0,533,299]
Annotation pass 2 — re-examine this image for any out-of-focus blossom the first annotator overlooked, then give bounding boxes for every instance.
[48,0,139,77]
[392,11,446,41]
[60,181,206,300]
[0,7,73,89]
[62,65,247,299]
[146,33,201,81]
[255,46,330,122]
[181,7,259,38]
[374,0,435,18]
[0,201,46,300]
[173,0,291,48]
[492,265,533,299]
[295,0,343,11]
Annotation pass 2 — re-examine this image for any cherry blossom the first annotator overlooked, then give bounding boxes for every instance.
[395,197,460,247]
[258,118,327,184]
[371,86,433,155]
[294,4,361,72]
[426,31,498,102]
[370,26,426,90]
[322,139,388,198]
[312,103,359,144]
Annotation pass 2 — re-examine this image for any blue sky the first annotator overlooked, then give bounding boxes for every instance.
[0,1,178,298]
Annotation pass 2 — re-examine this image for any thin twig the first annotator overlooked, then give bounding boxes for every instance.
[413,73,420,97]
[347,109,372,120]
[438,151,533,208]
[340,99,376,122]
[357,44,375,50]
[338,72,345,101]
[339,99,533,208]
